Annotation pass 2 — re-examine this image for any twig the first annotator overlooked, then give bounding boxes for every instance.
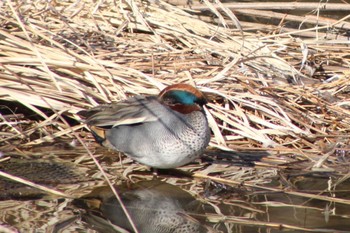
[190,2,350,11]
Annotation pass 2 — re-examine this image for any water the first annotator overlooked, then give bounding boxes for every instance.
[1,169,350,232]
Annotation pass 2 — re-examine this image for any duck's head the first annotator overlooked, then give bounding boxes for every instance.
[158,84,207,114]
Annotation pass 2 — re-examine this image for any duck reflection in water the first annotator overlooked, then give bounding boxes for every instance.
[74,180,217,233]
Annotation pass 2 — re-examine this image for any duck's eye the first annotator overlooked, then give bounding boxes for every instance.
[195,97,207,106]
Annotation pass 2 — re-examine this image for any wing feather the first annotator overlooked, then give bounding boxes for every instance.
[81,96,160,128]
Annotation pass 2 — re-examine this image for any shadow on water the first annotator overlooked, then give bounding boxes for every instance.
[203,150,270,167]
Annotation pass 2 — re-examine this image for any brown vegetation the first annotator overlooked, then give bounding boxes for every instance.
[0,0,350,232]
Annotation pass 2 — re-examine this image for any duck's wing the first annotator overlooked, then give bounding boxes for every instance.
[79,96,161,128]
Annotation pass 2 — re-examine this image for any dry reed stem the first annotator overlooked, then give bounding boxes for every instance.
[190,2,350,11]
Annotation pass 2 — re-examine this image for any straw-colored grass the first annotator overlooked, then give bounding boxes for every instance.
[2,0,349,150]
[1,0,350,232]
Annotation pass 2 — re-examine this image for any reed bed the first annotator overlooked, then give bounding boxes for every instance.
[0,0,350,232]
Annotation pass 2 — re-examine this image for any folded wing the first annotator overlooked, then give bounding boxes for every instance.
[80,96,160,128]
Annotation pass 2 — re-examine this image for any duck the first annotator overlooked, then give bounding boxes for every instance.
[78,84,210,169]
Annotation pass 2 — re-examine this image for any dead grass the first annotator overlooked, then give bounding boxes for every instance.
[0,0,350,232]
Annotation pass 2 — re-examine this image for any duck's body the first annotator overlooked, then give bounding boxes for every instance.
[80,84,210,169]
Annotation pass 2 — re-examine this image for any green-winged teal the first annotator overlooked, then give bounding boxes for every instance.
[79,84,210,169]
